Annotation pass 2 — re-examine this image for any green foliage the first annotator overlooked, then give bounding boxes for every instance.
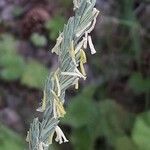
[115,136,137,150]
[132,111,150,150]
[118,0,141,55]
[98,100,135,145]
[45,16,66,40]
[21,60,49,89]
[0,55,25,80]
[62,85,97,128]
[62,86,97,149]
[63,95,96,128]
[0,34,49,89]
[128,72,150,93]
[12,6,24,17]
[0,34,16,54]
[62,85,135,150]
[59,0,72,8]
[0,124,26,150]
[71,128,93,150]
[30,33,47,47]
[0,34,25,80]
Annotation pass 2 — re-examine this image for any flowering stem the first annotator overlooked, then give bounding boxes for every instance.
[27,0,99,149]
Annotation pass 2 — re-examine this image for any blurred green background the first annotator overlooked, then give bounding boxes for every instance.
[0,0,150,150]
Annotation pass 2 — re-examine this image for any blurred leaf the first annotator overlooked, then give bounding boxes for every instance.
[49,145,57,150]
[62,85,97,128]
[80,84,97,99]
[62,84,135,150]
[132,111,150,150]
[30,33,47,47]
[21,60,49,89]
[59,0,72,8]
[0,55,25,80]
[118,0,141,55]
[0,124,25,150]
[45,16,66,40]
[115,136,137,150]
[62,95,95,128]
[12,6,23,17]
[128,72,150,93]
[98,100,135,144]
[118,0,134,20]
[71,128,93,150]
[119,19,138,28]
[0,34,16,55]
[0,34,26,80]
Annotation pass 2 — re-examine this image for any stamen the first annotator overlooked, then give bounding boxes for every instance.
[88,36,96,54]
[53,101,57,119]
[75,38,86,54]
[26,131,29,142]
[73,0,79,10]
[79,49,87,76]
[73,78,79,89]
[75,68,86,80]
[54,73,61,97]
[41,90,46,111]
[80,49,87,63]
[51,34,63,55]
[86,18,96,34]
[83,32,88,49]
[92,8,99,16]
[61,71,81,78]
[51,90,66,118]
[70,41,77,65]
[36,107,43,112]
[55,126,69,144]
[36,90,47,112]
[48,131,55,144]
[80,62,86,76]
